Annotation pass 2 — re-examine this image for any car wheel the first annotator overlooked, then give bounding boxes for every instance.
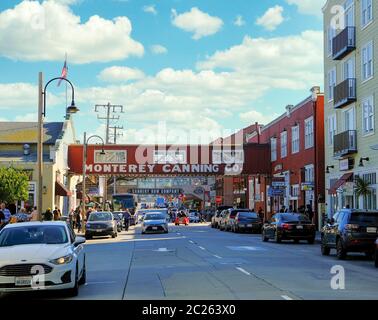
[307,238,315,245]
[336,238,347,260]
[65,265,79,297]
[294,239,300,244]
[375,252,378,268]
[85,235,92,240]
[365,251,374,260]
[78,258,86,285]
[274,232,281,243]
[262,231,268,242]
[111,232,116,238]
[321,237,331,255]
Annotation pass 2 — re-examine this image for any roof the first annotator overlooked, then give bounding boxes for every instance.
[0,122,64,145]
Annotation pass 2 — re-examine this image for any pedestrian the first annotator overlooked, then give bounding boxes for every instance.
[68,208,75,228]
[0,203,11,224]
[76,209,82,232]
[43,208,53,221]
[258,207,264,221]
[123,209,131,231]
[305,204,314,223]
[29,206,39,221]
[0,208,6,230]
[53,206,61,221]
[279,206,285,213]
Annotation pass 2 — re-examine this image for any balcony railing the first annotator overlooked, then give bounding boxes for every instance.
[334,130,357,157]
[334,78,356,109]
[332,27,356,60]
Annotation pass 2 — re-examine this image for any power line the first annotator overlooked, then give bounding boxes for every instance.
[109,125,124,144]
[95,103,124,144]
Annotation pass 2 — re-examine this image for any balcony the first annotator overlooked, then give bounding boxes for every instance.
[334,130,357,157]
[332,27,356,60]
[334,78,356,109]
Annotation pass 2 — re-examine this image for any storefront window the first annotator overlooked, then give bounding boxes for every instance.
[364,188,377,210]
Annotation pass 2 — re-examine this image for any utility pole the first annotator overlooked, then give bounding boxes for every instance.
[37,72,44,221]
[109,125,124,194]
[95,103,124,208]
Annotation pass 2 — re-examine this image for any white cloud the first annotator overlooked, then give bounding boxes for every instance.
[240,110,279,125]
[0,0,144,63]
[98,66,145,83]
[234,15,246,27]
[151,44,168,55]
[286,0,323,17]
[143,5,157,15]
[15,113,38,122]
[256,5,285,31]
[171,7,223,40]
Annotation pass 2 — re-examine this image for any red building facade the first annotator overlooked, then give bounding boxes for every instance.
[247,87,325,225]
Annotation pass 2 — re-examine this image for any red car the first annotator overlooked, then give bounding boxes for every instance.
[175,214,189,226]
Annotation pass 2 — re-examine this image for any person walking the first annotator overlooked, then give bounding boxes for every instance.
[68,208,75,229]
[43,208,53,221]
[75,209,82,232]
[29,206,39,221]
[258,207,264,221]
[123,209,131,231]
[53,206,61,221]
[305,205,314,223]
[0,203,11,224]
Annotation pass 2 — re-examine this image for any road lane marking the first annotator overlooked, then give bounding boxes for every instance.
[236,267,251,276]
[198,246,206,250]
[213,255,222,259]
[227,246,266,251]
[189,240,195,244]
[281,295,293,300]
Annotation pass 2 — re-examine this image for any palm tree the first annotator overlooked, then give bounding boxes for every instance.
[354,176,371,209]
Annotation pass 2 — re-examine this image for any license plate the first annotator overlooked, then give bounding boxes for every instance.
[367,227,377,233]
[96,229,103,232]
[296,225,304,230]
[247,224,253,227]
[15,277,32,287]
[152,227,158,230]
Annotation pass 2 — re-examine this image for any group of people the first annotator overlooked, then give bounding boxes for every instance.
[277,204,314,222]
[0,203,40,230]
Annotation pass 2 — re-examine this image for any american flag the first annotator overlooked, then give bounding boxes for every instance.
[57,58,68,87]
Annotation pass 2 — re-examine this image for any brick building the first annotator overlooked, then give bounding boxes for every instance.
[247,87,325,227]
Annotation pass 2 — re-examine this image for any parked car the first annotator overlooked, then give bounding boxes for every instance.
[224,209,258,232]
[112,213,123,233]
[85,212,118,239]
[232,211,262,233]
[0,222,86,296]
[211,206,233,228]
[375,239,378,268]
[142,212,168,234]
[218,210,230,231]
[321,209,378,260]
[189,211,200,223]
[262,213,316,244]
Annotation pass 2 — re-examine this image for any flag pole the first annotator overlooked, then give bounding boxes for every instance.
[65,53,68,118]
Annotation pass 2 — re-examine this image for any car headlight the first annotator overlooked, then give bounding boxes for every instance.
[50,254,73,265]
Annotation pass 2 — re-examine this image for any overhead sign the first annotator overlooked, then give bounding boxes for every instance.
[272,181,286,188]
[268,187,285,197]
[128,188,183,195]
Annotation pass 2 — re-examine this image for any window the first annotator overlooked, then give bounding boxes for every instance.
[305,165,315,183]
[344,0,355,27]
[327,25,336,56]
[328,68,336,101]
[344,107,356,131]
[280,131,287,158]
[304,117,314,149]
[361,0,373,28]
[328,114,337,145]
[291,185,300,198]
[362,41,374,81]
[343,57,355,80]
[362,96,374,135]
[291,126,299,154]
[271,137,277,162]
[154,150,186,164]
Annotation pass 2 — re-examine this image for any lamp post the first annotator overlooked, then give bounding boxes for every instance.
[37,72,78,221]
[81,133,106,233]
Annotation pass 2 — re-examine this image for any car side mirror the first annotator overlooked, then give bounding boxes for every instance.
[74,236,86,247]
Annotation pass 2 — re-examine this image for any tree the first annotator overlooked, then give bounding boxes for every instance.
[354,176,371,209]
[0,167,29,204]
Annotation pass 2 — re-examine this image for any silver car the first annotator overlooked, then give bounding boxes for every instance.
[141,213,169,234]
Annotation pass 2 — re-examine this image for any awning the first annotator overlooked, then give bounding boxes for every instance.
[55,181,72,197]
[328,173,353,195]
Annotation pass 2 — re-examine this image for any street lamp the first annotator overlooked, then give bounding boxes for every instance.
[37,73,78,221]
[81,133,106,233]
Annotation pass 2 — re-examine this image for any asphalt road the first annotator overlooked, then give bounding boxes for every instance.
[2,223,378,300]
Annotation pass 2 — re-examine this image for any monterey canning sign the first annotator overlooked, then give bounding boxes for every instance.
[67,144,270,176]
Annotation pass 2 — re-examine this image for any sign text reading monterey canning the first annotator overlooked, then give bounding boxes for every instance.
[84,164,220,174]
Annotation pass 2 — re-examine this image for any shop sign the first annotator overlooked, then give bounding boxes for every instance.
[272,181,286,188]
[268,187,285,197]
[128,188,183,195]
[301,182,314,191]
[339,158,354,171]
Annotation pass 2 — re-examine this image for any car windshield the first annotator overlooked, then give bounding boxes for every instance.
[238,212,259,219]
[144,214,165,221]
[0,225,68,247]
[350,212,378,225]
[89,212,113,221]
[112,214,120,220]
[281,214,310,223]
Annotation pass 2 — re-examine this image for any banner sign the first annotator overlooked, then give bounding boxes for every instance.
[128,188,183,195]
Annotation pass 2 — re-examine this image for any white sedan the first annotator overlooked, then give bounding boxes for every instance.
[0,221,86,296]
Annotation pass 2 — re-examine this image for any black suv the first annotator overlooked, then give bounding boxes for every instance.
[321,210,378,260]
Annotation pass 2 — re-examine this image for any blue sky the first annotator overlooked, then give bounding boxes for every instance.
[0,0,324,143]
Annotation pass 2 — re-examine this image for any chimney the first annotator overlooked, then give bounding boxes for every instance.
[311,86,321,102]
[286,105,294,117]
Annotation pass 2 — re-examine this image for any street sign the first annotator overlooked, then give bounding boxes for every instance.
[272,181,286,188]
